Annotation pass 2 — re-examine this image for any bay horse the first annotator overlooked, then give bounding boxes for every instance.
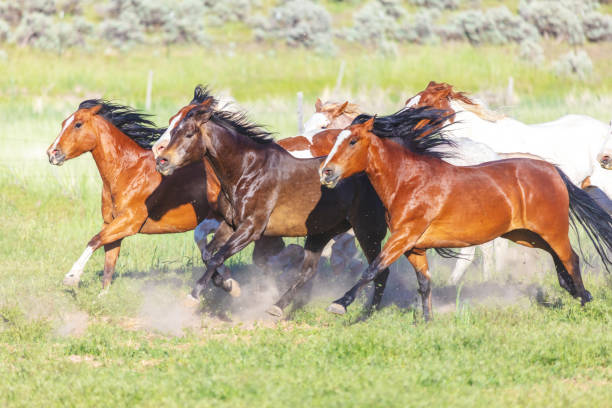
[320,107,612,320]
[155,90,392,317]
[46,100,239,294]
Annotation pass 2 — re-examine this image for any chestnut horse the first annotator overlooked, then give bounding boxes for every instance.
[46,100,240,294]
[320,107,612,320]
[155,90,392,317]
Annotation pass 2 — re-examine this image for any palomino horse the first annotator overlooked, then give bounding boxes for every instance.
[46,100,240,294]
[406,81,610,187]
[155,90,391,317]
[320,107,612,320]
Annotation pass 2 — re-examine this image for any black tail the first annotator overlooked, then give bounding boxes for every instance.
[556,168,612,272]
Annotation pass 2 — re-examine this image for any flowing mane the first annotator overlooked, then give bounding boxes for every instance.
[185,85,273,144]
[408,81,505,123]
[78,99,164,149]
[352,107,456,159]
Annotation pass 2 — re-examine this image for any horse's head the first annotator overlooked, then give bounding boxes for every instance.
[597,120,612,170]
[156,99,214,176]
[303,99,361,134]
[405,81,503,126]
[47,104,103,165]
[319,117,375,188]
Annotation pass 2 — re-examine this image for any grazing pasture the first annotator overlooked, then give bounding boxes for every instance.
[1,44,612,407]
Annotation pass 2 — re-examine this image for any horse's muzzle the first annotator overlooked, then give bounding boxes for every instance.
[155,156,175,176]
[320,166,340,188]
[47,148,66,166]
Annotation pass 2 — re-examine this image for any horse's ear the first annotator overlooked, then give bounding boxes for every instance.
[364,116,375,131]
[427,81,437,88]
[315,98,323,112]
[192,100,214,123]
[334,101,349,116]
[89,104,103,115]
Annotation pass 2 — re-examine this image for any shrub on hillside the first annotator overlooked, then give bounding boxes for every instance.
[203,0,258,25]
[100,10,145,49]
[449,7,538,45]
[13,12,56,48]
[553,50,593,80]
[518,0,585,45]
[344,0,410,46]
[518,39,544,64]
[410,0,460,10]
[583,11,612,42]
[19,0,56,15]
[57,0,83,15]
[162,0,207,45]
[257,0,333,51]
[0,3,23,25]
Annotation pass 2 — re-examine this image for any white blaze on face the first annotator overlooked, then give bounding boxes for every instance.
[322,129,352,169]
[405,94,421,108]
[50,114,75,150]
[303,112,330,136]
[153,112,185,157]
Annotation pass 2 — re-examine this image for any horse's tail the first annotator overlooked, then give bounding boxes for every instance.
[556,168,612,272]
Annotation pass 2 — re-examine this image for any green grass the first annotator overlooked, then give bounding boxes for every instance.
[1,44,612,407]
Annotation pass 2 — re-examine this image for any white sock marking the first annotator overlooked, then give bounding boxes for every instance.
[65,245,94,280]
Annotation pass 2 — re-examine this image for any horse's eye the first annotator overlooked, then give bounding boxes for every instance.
[75,122,82,129]
[349,139,358,145]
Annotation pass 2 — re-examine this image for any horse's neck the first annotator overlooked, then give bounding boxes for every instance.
[365,137,428,211]
[207,124,264,190]
[91,121,151,187]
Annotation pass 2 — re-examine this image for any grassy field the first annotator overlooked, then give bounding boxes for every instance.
[1,42,612,407]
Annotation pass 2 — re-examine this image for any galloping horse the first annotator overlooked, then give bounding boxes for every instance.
[406,81,611,187]
[155,90,392,317]
[46,100,239,293]
[320,107,612,320]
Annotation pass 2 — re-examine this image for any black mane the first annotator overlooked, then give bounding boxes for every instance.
[78,99,165,149]
[352,106,456,159]
[186,85,273,144]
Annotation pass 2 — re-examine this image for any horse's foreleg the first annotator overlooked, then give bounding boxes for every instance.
[63,212,145,286]
[101,239,122,289]
[196,220,240,296]
[191,221,262,300]
[328,231,414,315]
[199,220,232,263]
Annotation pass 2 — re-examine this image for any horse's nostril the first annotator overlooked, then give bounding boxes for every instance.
[324,168,333,176]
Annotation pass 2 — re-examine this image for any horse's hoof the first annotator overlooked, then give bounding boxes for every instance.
[581,290,593,305]
[63,274,80,287]
[97,288,110,298]
[327,303,346,315]
[224,279,241,298]
[266,305,283,317]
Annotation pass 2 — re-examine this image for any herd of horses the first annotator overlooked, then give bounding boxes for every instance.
[47,81,612,320]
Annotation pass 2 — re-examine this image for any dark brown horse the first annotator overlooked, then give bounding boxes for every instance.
[155,89,391,317]
[320,107,612,320]
[46,100,241,294]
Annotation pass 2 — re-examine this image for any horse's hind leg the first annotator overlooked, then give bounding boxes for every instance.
[406,251,432,321]
[502,229,591,304]
[267,231,340,318]
[448,246,476,285]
